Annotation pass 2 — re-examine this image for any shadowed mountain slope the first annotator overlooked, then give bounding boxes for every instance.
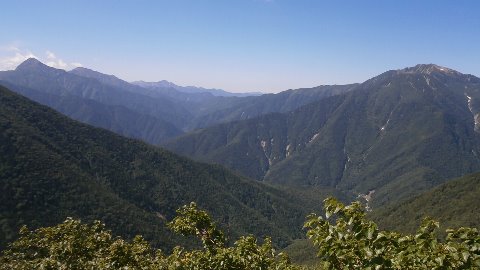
[0,80,183,144]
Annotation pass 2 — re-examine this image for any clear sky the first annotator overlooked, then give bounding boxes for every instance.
[1,0,479,93]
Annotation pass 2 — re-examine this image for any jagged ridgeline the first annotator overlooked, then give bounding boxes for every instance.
[166,64,480,206]
[0,58,355,145]
[0,85,335,250]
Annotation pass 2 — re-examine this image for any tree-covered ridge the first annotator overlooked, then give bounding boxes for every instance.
[371,171,480,234]
[0,85,328,250]
[2,198,479,269]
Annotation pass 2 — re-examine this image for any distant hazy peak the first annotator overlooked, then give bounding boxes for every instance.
[133,80,178,89]
[70,66,120,80]
[400,64,460,75]
[70,66,98,74]
[132,80,262,97]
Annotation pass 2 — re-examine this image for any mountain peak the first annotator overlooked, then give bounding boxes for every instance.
[401,64,459,75]
[15,58,50,71]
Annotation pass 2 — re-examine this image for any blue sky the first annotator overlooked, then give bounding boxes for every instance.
[1,0,479,93]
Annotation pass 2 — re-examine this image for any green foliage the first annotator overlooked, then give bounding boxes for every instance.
[162,237,296,270]
[1,203,299,270]
[164,202,298,269]
[281,239,320,267]
[305,197,480,269]
[0,218,159,269]
[2,198,480,269]
[169,202,226,251]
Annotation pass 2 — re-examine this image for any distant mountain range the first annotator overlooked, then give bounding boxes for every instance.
[132,80,263,97]
[0,58,353,143]
[166,64,480,205]
[0,59,187,143]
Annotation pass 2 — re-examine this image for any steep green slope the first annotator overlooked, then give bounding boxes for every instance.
[167,64,480,205]
[371,171,480,233]
[0,85,328,250]
[166,95,346,180]
[267,65,480,204]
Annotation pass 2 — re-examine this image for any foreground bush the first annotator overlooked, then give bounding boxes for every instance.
[1,198,480,269]
[0,218,158,269]
[305,197,480,269]
[0,202,297,270]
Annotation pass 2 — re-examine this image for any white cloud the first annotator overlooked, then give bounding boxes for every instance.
[45,50,68,69]
[0,45,21,52]
[46,50,56,60]
[0,45,82,71]
[44,50,82,70]
[0,47,37,71]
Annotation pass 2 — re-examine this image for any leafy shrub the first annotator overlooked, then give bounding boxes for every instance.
[2,198,479,269]
[304,197,480,269]
[0,203,298,270]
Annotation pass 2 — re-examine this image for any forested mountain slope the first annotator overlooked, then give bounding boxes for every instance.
[371,171,480,233]
[167,64,480,205]
[183,84,358,130]
[0,85,331,250]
